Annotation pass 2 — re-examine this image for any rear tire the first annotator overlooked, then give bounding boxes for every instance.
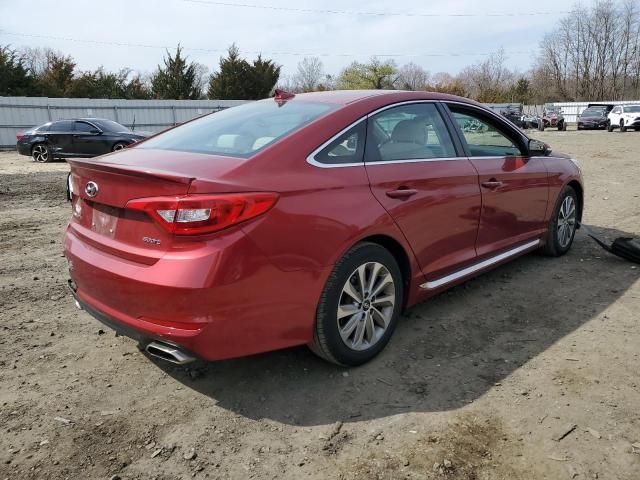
[541,186,578,257]
[309,242,403,366]
[31,143,51,163]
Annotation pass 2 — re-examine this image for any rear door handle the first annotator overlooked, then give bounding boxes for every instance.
[385,188,418,199]
[481,180,504,189]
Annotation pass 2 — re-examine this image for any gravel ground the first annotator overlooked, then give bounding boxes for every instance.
[0,129,639,480]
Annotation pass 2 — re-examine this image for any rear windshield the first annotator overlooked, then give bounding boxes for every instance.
[139,100,336,157]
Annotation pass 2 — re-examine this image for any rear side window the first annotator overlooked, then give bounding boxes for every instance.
[139,100,336,158]
[74,121,95,132]
[50,121,74,132]
[36,123,50,132]
[365,103,457,162]
[312,122,366,165]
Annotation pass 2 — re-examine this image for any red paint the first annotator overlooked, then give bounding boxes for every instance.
[64,91,583,361]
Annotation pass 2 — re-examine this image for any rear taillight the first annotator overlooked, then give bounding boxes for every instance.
[16,133,24,139]
[126,192,279,235]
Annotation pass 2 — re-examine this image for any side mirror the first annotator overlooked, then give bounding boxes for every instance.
[90,129,102,134]
[529,139,551,156]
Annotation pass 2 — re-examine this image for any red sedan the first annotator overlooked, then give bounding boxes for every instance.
[65,90,583,366]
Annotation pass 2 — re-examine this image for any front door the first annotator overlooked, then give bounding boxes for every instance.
[72,121,105,156]
[364,102,482,279]
[446,104,550,257]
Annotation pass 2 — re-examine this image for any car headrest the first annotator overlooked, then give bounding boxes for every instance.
[391,120,427,145]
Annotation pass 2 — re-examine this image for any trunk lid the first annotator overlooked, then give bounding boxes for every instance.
[67,148,247,264]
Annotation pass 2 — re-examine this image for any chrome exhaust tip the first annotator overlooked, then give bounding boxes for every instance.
[145,341,196,365]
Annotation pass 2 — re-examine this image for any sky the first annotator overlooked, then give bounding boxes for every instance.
[0,0,573,78]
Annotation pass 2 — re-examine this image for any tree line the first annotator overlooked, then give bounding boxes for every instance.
[2,0,639,103]
[0,43,280,100]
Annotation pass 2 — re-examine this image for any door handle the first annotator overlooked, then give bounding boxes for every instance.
[385,188,418,199]
[481,180,504,189]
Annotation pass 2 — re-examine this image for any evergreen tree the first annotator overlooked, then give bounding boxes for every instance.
[151,45,201,99]
[0,45,34,95]
[208,45,280,100]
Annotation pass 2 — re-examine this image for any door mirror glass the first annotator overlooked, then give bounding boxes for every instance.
[90,129,101,134]
[528,139,551,156]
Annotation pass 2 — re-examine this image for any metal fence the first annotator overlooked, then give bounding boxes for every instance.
[0,97,250,149]
[3,96,640,150]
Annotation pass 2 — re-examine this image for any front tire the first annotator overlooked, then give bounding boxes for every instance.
[310,242,403,366]
[607,123,614,132]
[541,186,578,257]
[112,142,128,152]
[620,120,627,132]
[31,143,51,163]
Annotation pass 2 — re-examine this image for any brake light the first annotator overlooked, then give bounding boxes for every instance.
[126,192,279,235]
[16,133,24,139]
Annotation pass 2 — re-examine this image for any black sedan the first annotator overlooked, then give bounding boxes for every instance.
[576,107,610,130]
[16,118,147,162]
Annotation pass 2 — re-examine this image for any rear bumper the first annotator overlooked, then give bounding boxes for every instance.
[16,141,31,156]
[64,225,329,361]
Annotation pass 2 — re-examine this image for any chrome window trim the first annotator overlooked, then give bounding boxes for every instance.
[420,239,540,289]
[365,156,467,166]
[306,100,448,169]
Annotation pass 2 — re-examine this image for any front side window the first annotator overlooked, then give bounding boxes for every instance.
[365,103,456,162]
[450,108,523,157]
[139,100,336,158]
[612,107,621,114]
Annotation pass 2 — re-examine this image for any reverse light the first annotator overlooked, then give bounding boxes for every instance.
[126,192,279,235]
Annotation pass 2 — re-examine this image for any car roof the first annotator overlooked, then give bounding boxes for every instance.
[287,89,480,107]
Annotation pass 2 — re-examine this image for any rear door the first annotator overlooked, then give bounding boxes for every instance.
[364,102,482,279]
[445,103,549,257]
[47,120,74,156]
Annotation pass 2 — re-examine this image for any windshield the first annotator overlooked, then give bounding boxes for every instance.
[139,100,336,157]
[581,108,605,116]
[625,105,640,113]
[93,119,130,132]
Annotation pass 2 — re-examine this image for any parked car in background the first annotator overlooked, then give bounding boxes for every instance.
[577,106,610,130]
[65,90,584,366]
[499,106,525,128]
[16,118,147,162]
[539,105,566,131]
[607,104,640,132]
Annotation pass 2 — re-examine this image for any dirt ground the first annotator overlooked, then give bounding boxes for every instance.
[1,128,639,480]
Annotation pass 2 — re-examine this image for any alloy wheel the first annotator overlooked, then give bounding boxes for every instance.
[32,145,48,162]
[557,195,576,248]
[337,262,395,351]
[113,143,126,151]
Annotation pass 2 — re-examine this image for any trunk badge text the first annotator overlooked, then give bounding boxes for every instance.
[85,181,99,197]
[143,237,161,245]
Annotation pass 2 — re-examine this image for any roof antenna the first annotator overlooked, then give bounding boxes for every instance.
[273,89,295,105]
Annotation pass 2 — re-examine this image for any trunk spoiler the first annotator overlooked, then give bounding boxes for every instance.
[67,158,195,185]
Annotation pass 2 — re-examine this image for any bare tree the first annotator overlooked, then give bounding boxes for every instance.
[532,0,640,102]
[396,62,430,91]
[293,57,324,92]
